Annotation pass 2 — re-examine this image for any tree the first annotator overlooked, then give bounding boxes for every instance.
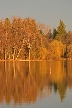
[3,18,11,59]
[0,20,4,59]
[49,40,65,58]
[52,28,58,39]
[11,17,23,59]
[65,31,72,45]
[67,44,72,58]
[56,20,67,42]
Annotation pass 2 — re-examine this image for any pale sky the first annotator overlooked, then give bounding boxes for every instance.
[0,0,72,32]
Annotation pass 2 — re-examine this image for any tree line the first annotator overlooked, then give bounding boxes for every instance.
[0,17,72,60]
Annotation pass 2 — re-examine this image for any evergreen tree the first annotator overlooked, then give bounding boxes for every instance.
[52,28,58,39]
[56,20,67,42]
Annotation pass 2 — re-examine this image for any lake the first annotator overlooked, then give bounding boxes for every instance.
[0,60,72,108]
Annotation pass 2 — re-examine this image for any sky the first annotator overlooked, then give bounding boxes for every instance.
[0,0,72,32]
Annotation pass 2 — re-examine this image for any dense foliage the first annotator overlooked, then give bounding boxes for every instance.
[0,17,72,60]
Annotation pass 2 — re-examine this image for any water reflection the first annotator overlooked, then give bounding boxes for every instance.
[0,60,72,105]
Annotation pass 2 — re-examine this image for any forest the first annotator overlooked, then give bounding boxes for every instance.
[0,17,72,60]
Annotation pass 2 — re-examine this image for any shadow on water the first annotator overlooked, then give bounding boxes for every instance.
[0,60,72,105]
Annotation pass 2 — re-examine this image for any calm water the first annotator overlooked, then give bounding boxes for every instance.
[0,60,72,108]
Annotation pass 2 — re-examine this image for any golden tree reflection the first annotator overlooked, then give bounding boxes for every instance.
[0,61,72,104]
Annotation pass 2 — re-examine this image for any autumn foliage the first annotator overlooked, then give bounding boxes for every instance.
[0,17,72,60]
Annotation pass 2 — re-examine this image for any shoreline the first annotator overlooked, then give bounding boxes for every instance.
[0,58,72,62]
